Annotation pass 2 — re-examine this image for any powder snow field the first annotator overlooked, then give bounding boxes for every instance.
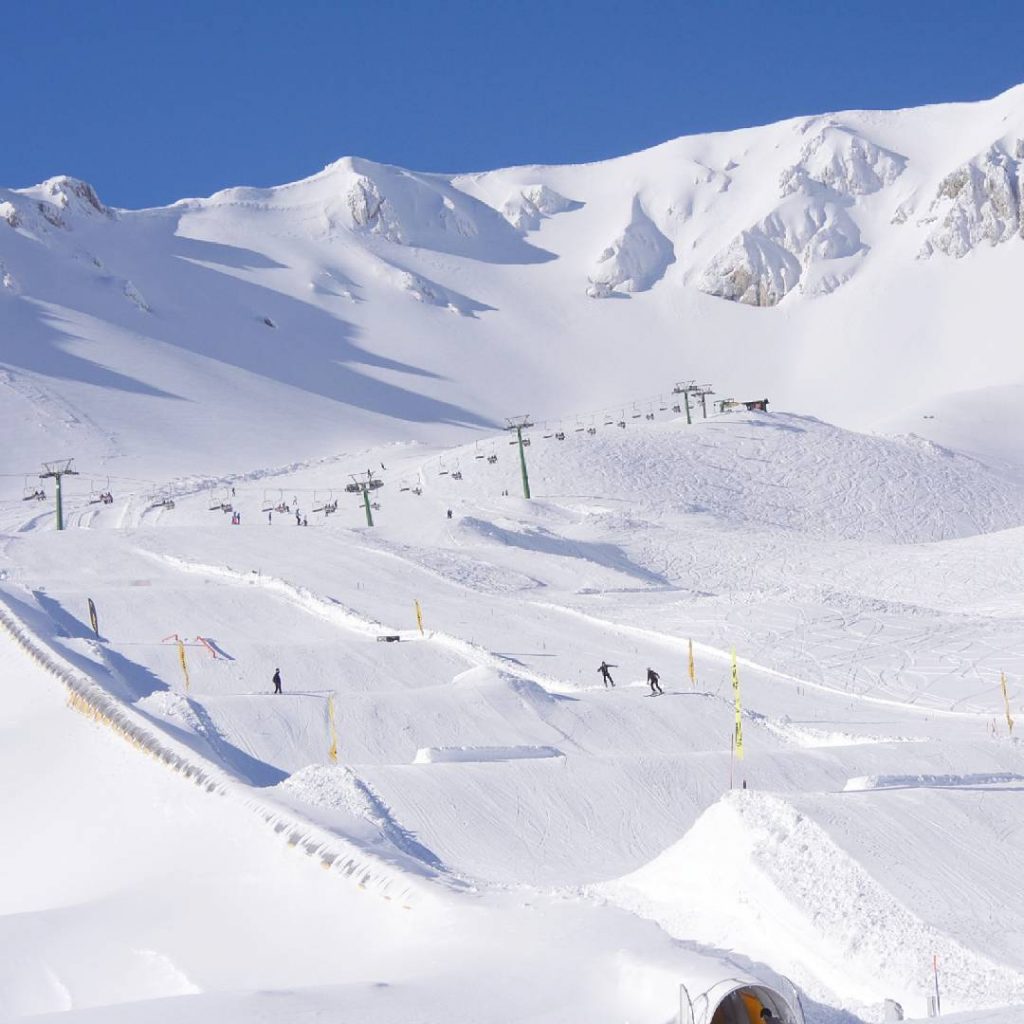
[4,87,1024,1024]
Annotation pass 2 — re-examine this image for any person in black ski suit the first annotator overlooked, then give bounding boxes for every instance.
[646,667,663,695]
[272,668,282,694]
[598,661,616,687]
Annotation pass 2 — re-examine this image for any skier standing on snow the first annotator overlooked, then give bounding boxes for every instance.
[646,667,663,695]
[272,668,282,694]
[598,661,617,687]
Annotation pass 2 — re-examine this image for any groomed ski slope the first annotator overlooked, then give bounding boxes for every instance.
[2,406,1023,1023]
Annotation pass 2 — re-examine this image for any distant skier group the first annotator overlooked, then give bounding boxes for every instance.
[598,661,663,695]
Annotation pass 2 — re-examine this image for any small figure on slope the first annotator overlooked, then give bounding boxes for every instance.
[598,661,617,687]
[272,667,282,694]
[647,667,663,696]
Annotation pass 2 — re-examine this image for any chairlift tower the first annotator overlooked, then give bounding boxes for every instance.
[505,416,533,499]
[692,384,715,419]
[672,381,696,425]
[39,459,78,531]
[348,471,381,527]
[672,381,714,424]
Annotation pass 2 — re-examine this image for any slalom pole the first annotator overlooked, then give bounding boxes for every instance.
[932,954,941,1015]
[327,694,338,764]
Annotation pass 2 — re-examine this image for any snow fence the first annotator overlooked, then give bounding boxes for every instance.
[0,595,443,910]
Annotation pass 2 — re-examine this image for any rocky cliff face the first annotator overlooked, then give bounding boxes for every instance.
[697,124,905,306]
[919,142,1024,258]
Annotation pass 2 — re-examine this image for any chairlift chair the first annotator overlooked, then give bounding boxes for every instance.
[22,477,45,501]
[312,489,334,513]
[574,418,585,432]
[555,431,566,441]
[486,454,498,465]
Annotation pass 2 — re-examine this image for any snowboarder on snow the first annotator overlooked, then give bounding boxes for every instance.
[272,668,282,694]
[598,661,616,687]
[647,667,663,695]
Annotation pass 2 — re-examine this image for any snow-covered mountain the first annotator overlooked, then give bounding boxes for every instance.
[3,89,1024,1024]
[3,86,1024,485]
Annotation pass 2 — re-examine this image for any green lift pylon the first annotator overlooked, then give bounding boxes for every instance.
[349,470,381,527]
[39,459,78,531]
[505,416,533,499]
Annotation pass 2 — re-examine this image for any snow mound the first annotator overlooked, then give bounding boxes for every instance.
[699,197,864,305]
[780,123,907,197]
[501,184,582,231]
[412,744,563,764]
[521,413,1024,542]
[919,141,1024,258]
[280,764,443,868]
[586,196,675,297]
[601,791,1024,1015]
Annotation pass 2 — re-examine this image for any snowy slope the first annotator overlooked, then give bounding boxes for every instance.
[3,86,1024,485]
[4,86,1024,1024]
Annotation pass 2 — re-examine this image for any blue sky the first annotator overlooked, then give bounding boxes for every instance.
[3,0,1023,208]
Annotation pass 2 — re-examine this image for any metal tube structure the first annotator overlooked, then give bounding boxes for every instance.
[516,425,531,499]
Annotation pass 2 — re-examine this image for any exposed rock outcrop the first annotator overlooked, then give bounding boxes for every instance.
[700,124,900,305]
[919,143,1024,258]
[586,196,675,298]
[501,184,582,231]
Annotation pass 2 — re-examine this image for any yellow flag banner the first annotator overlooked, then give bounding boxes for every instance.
[1001,672,1014,735]
[688,639,696,687]
[327,694,339,764]
[732,650,744,760]
[415,599,424,636]
[177,639,190,693]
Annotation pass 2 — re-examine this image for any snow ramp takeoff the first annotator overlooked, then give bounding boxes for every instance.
[599,790,1024,1018]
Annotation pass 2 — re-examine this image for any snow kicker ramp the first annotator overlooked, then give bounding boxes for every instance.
[600,790,1024,1019]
